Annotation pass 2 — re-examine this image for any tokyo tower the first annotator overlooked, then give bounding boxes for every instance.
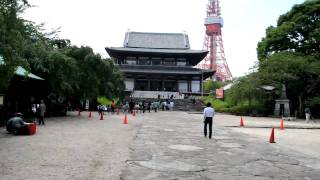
[197,0,232,81]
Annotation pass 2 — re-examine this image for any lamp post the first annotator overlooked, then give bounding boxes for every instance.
[201,69,204,97]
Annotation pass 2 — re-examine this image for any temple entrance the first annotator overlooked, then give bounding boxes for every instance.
[134,80,178,91]
[150,81,162,91]
[164,81,177,92]
[135,80,148,91]
[280,104,284,116]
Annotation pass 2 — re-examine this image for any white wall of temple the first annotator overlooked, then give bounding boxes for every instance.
[178,80,188,92]
[191,80,200,92]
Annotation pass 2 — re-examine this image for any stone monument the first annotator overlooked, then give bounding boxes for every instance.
[274,84,290,117]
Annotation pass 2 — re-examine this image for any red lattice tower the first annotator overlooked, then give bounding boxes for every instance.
[197,0,232,81]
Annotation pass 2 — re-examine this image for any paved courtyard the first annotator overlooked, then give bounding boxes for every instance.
[1,111,320,179]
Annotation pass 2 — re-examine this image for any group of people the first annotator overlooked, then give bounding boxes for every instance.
[6,100,46,135]
[31,100,46,125]
[120,99,175,114]
[5,97,315,138]
[97,100,116,115]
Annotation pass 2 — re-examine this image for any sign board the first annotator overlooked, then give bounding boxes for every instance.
[0,95,3,106]
[215,88,224,99]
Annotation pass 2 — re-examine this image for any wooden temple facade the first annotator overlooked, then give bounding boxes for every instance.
[106,31,214,93]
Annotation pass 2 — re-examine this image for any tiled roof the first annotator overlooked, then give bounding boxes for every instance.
[124,32,190,49]
[0,54,44,80]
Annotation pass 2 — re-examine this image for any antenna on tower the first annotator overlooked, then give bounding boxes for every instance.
[197,0,232,82]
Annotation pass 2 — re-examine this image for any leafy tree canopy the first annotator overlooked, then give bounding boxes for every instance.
[255,0,320,116]
[257,0,320,60]
[0,0,125,102]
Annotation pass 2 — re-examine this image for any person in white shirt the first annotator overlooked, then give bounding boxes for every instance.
[203,102,215,139]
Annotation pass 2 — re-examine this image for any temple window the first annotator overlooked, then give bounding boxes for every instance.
[177,58,186,66]
[125,56,137,65]
[151,57,162,65]
[163,58,175,66]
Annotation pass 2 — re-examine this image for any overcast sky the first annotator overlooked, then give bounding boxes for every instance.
[23,0,305,77]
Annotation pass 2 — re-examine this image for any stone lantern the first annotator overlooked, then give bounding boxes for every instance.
[274,85,290,117]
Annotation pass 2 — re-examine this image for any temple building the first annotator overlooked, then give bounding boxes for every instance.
[105,31,214,96]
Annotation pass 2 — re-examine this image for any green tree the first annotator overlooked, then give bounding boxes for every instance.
[257,0,320,116]
[257,0,320,60]
[65,46,125,100]
[0,0,30,90]
[0,0,125,106]
[203,80,222,94]
[258,52,320,116]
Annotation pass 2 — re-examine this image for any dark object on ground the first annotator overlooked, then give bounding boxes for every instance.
[6,116,36,135]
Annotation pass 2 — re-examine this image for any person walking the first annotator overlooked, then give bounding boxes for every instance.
[129,99,135,114]
[147,102,151,113]
[142,101,146,113]
[305,107,311,123]
[39,100,46,125]
[111,100,116,114]
[97,104,103,116]
[203,102,215,139]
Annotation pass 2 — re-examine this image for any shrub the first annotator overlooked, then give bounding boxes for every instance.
[97,96,119,106]
[200,96,229,112]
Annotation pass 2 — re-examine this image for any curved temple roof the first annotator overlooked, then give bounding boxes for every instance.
[124,31,190,49]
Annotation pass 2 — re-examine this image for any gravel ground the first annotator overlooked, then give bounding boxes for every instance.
[0,111,142,180]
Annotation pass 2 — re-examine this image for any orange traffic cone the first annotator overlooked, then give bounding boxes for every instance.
[124,114,128,124]
[88,111,92,118]
[133,110,136,117]
[269,128,275,143]
[280,118,284,130]
[240,116,244,127]
[100,113,103,120]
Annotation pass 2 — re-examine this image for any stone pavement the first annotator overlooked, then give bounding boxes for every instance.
[0,112,139,180]
[120,112,320,180]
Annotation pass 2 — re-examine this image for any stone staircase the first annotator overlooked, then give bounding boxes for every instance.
[174,99,205,112]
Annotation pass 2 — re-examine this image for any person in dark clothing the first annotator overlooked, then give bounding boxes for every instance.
[6,113,29,135]
[111,100,116,114]
[129,100,135,114]
[142,101,146,113]
[203,102,215,139]
[147,102,151,113]
[39,100,46,125]
[97,105,103,116]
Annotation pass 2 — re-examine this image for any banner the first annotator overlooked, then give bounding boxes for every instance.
[215,88,224,99]
[0,95,3,106]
